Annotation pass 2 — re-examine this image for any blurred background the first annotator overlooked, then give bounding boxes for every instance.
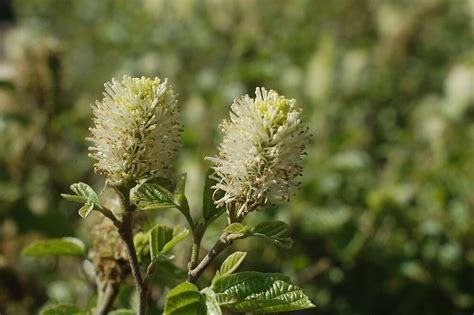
[0,0,473,314]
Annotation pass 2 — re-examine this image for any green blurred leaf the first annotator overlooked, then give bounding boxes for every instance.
[133,183,177,210]
[22,237,86,257]
[149,225,173,259]
[40,304,82,315]
[174,173,192,224]
[149,225,190,259]
[252,221,293,249]
[212,251,247,285]
[202,169,225,225]
[211,272,314,313]
[162,228,190,254]
[164,282,206,315]
[108,310,135,315]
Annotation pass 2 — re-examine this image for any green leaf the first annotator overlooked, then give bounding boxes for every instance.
[61,182,101,219]
[133,183,177,210]
[108,310,135,315]
[149,225,173,259]
[39,304,82,315]
[202,169,225,225]
[201,288,222,315]
[162,228,190,254]
[149,225,190,259]
[223,223,252,240]
[22,237,86,257]
[212,272,315,313]
[252,221,293,249]
[174,173,192,223]
[164,282,206,315]
[146,176,173,190]
[212,251,247,285]
[78,202,94,219]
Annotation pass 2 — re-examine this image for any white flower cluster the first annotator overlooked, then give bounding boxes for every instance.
[88,75,181,186]
[207,87,309,217]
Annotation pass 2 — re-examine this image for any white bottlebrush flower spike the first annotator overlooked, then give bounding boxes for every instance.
[88,75,181,186]
[207,87,309,217]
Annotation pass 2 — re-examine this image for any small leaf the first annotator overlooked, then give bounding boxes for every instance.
[62,182,101,219]
[212,272,315,313]
[161,228,190,254]
[108,310,135,315]
[164,282,206,315]
[201,288,222,315]
[202,169,225,225]
[60,194,87,204]
[174,173,192,222]
[212,251,247,285]
[22,237,86,257]
[133,183,177,210]
[149,225,174,259]
[40,304,82,315]
[223,223,252,241]
[78,202,94,219]
[70,182,100,205]
[219,251,247,276]
[252,221,293,249]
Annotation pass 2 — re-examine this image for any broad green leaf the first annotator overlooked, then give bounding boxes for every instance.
[162,228,190,254]
[164,282,206,315]
[223,223,252,240]
[108,310,135,315]
[40,304,82,315]
[149,225,174,259]
[212,252,247,285]
[212,272,315,313]
[22,237,86,257]
[252,221,293,249]
[133,183,177,210]
[61,182,101,219]
[202,169,225,225]
[201,288,222,315]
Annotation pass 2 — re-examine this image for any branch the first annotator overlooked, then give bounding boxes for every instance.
[188,236,230,283]
[94,281,120,315]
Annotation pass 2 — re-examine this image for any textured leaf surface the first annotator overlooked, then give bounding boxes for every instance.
[212,251,247,284]
[164,282,206,315]
[201,288,222,315]
[39,304,82,315]
[61,182,101,218]
[22,238,86,257]
[212,272,314,313]
[133,183,177,210]
[252,221,293,249]
[202,169,225,225]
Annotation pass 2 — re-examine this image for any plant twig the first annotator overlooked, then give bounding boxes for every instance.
[188,236,230,283]
[94,281,120,315]
[115,186,148,315]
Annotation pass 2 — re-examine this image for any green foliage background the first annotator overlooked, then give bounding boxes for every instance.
[0,0,473,314]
